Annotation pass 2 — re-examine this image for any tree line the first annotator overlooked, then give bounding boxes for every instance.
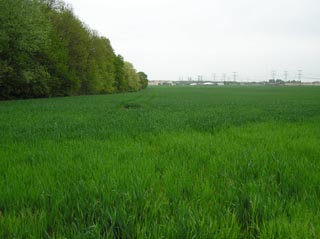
[0,0,148,100]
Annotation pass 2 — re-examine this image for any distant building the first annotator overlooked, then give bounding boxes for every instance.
[148,81,161,86]
[163,81,174,86]
[148,81,175,86]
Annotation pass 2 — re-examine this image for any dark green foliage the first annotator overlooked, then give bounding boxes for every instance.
[0,0,52,99]
[114,55,127,92]
[0,0,147,100]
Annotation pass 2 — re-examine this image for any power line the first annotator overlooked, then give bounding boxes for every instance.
[223,73,226,81]
[233,72,237,82]
[304,76,320,80]
[284,71,288,81]
[298,70,302,81]
[212,73,216,82]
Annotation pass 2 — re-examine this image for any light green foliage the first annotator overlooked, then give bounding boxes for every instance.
[138,71,148,89]
[84,34,116,94]
[124,62,141,92]
[0,86,320,238]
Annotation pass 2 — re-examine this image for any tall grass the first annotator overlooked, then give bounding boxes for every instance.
[0,86,320,238]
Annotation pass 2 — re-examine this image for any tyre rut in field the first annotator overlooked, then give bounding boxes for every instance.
[118,92,158,110]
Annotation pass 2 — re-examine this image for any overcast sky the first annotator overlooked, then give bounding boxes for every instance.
[65,0,320,81]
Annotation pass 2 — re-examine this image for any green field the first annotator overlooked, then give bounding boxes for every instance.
[1,86,320,238]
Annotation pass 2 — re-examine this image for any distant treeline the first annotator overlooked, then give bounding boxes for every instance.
[0,0,148,100]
